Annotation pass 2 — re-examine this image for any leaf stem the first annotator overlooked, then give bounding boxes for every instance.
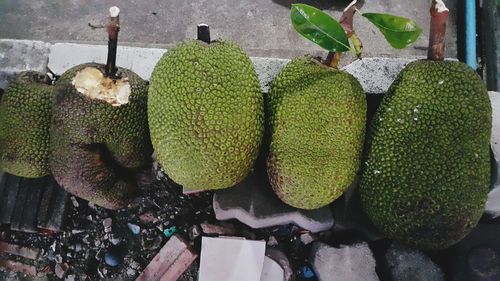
[340,1,362,58]
[324,0,361,67]
[428,0,449,60]
[105,6,120,78]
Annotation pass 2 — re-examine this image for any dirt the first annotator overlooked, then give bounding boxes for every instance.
[0,167,320,281]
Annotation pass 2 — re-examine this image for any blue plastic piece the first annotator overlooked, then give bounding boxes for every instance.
[104,250,121,267]
[465,0,477,69]
[301,265,315,278]
[164,226,177,238]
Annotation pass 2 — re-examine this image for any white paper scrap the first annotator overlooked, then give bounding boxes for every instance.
[198,236,266,281]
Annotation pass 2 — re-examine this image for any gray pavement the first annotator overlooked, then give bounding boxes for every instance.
[0,0,457,59]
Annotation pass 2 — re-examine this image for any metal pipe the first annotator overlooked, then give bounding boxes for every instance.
[465,0,477,69]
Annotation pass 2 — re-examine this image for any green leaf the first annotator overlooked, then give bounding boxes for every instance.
[291,4,351,52]
[362,13,422,49]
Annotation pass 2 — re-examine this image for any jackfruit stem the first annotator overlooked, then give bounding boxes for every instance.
[324,52,342,68]
[428,0,449,61]
[105,6,120,77]
[197,24,211,44]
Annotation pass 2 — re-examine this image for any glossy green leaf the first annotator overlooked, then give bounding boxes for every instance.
[362,13,422,49]
[291,4,350,52]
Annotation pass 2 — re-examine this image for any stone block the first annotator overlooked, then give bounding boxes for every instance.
[310,241,379,281]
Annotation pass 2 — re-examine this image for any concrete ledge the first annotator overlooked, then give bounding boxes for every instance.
[48,43,166,81]
[486,91,500,218]
[0,39,50,88]
[342,57,422,94]
[0,39,422,94]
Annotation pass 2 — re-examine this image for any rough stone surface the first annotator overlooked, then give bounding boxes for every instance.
[342,57,420,94]
[213,173,334,233]
[449,224,500,281]
[386,243,444,281]
[251,57,288,92]
[310,241,379,281]
[0,39,50,88]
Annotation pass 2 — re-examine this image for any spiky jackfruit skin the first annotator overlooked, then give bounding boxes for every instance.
[51,63,151,209]
[0,72,54,177]
[267,57,366,209]
[360,60,491,250]
[148,40,264,190]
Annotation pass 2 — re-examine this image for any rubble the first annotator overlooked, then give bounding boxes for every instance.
[102,218,112,233]
[267,236,278,247]
[104,248,123,267]
[310,241,379,281]
[136,234,197,281]
[0,259,37,276]
[200,222,237,236]
[55,263,69,279]
[0,165,494,281]
[0,241,40,259]
[299,232,314,245]
[188,225,201,240]
[127,223,141,235]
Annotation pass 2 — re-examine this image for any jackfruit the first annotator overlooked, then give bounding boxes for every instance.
[360,60,491,250]
[148,40,264,190]
[0,72,54,177]
[50,63,151,209]
[267,57,366,209]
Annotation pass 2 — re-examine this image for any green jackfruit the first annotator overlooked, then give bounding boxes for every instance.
[50,63,151,209]
[360,60,491,250]
[148,40,264,190]
[0,72,54,177]
[267,57,366,209]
